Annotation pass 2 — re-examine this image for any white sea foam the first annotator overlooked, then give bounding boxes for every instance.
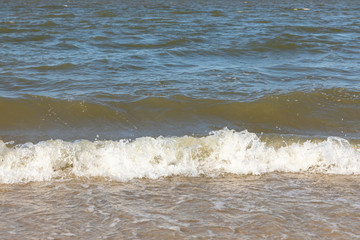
[293,8,311,11]
[1,129,360,184]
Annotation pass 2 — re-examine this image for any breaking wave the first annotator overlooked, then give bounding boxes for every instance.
[1,129,359,184]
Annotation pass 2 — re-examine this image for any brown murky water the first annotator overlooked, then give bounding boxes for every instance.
[2,174,360,239]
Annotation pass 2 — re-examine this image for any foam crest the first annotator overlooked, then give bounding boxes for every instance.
[1,129,360,184]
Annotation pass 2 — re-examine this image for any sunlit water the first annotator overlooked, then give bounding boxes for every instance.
[1,0,360,238]
[2,175,360,239]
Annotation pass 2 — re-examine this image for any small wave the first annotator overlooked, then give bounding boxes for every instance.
[90,37,193,49]
[293,8,311,11]
[0,89,359,137]
[38,20,58,27]
[53,42,79,50]
[249,33,310,52]
[291,26,343,34]
[2,34,52,42]
[42,13,75,18]
[0,27,16,34]
[91,36,109,41]
[210,10,225,17]
[29,63,78,71]
[95,10,118,18]
[1,129,359,184]
[170,10,202,14]
[115,38,191,49]
[37,4,69,9]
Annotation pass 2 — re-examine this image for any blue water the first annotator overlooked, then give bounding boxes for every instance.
[0,0,360,141]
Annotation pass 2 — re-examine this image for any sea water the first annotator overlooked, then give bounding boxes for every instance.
[1,0,360,238]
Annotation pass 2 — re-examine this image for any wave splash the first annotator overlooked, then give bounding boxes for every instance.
[1,129,359,184]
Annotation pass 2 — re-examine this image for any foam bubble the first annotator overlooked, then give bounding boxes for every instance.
[1,129,359,184]
[293,8,311,11]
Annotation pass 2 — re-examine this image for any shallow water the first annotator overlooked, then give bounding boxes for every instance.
[1,0,360,238]
[2,174,360,239]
